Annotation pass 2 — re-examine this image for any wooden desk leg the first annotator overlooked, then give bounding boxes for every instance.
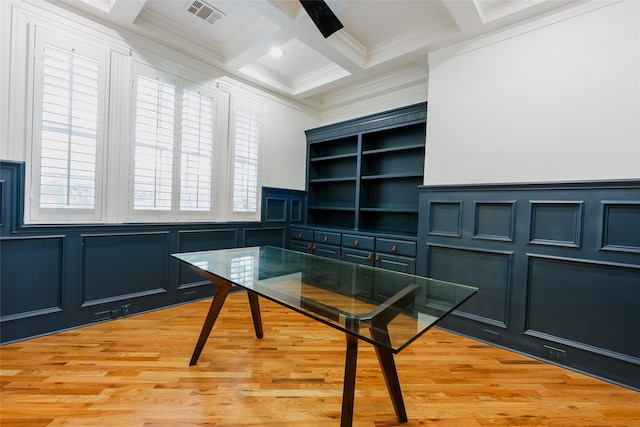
[189,279,232,366]
[340,333,359,427]
[247,291,263,338]
[373,344,407,423]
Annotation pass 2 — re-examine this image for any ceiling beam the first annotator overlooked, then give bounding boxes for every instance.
[442,0,484,31]
[108,0,147,25]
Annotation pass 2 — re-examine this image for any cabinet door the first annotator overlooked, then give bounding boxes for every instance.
[342,248,374,266]
[375,253,416,274]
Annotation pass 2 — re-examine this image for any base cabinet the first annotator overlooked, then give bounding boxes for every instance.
[289,227,341,259]
[290,226,417,274]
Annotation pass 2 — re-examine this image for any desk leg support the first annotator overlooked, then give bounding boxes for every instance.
[189,280,232,366]
[247,291,263,338]
[374,344,407,423]
[341,334,359,427]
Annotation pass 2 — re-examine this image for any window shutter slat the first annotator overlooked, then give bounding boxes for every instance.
[180,89,215,212]
[133,75,176,211]
[39,43,99,210]
[233,107,260,213]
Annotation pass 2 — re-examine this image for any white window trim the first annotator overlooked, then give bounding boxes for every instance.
[12,2,275,226]
[128,62,222,223]
[27,25,108,224]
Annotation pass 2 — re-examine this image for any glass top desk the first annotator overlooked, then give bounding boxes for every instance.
[172,246,478,427]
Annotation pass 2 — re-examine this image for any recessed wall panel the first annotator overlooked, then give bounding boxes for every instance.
[291,200,303,222]
[474,201,515,241]
[82,233,169,305]
[177,229,238,287]
[602,202,640,253]
[428,201,461,237]
[264,197,287,222]
[244,228,286,247]
[427,244,511,326]
[530,202,583,247]
[527,255,640,357]
[0,237,63,319]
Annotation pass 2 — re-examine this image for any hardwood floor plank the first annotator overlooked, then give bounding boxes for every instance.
[1,293,638,426]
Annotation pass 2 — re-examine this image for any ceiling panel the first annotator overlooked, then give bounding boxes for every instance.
[57,0,580,109]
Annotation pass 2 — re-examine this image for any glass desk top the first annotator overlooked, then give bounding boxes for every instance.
[172,246,478,354]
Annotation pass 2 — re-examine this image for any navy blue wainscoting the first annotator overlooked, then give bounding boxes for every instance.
[0,161,304,343]
[417,180,640,391]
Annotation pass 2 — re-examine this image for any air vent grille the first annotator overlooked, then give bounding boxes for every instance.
[187,1,225,24]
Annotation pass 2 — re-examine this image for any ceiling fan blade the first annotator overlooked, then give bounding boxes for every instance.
[299,0,344,38]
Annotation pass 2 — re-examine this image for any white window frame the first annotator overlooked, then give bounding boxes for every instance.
[28,26,108,224]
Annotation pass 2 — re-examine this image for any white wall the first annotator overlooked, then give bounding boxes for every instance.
[264,100,317,191]
[424,0,640,185]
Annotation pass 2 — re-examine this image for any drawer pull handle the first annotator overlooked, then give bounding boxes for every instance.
[312,244,317,250]
[367,253,372,261]
[297,233,303,239]
[307,243,312,250]
[375,254,381,262]
[354,240,359,247]
[323,236,328,243]
[391,245,397,253]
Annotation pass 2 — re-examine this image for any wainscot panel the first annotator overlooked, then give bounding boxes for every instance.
[601,201,640,253]
[427,244,512,328]
[244,227,287,248]
[526,254,640,358]
[177,229,239,288]
[0,161,299,343]
[417,180,640,391]
[473,201,516,241]
[81,232,170,306]
[0,236,64,320]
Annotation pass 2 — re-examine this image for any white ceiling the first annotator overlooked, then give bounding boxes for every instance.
[53,0,579,109]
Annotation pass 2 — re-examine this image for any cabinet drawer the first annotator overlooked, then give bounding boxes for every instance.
[291,228,313,241]
[342,248,374,266]
[314,231,341,246]
[342,234,374,251]
[376,238,416,257]
[376,253,416,275]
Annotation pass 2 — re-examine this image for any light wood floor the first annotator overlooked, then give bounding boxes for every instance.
[1,292,638,426]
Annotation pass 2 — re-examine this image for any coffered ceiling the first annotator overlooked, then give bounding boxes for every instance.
[52,0,579,109]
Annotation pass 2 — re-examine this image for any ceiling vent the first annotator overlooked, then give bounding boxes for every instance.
[186,1,226,25]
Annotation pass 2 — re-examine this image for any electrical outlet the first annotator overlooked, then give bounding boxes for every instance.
[543,345,566,361]
[94,310,111,321]
[483,329,500,342]
[183,290,197,301]
[121,304,131,316]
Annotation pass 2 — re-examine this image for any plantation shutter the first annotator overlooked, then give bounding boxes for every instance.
[39,44,100,210]
[132,75,176,211]
[232,107,261,213]
[180,90,215,212]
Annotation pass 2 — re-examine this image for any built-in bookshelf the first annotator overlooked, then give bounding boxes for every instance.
[305,103,426,235]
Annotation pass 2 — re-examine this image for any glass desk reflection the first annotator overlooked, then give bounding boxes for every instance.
[172,246,478,427]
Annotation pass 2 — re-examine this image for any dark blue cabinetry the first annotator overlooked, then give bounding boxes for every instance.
[305,103,426,235]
